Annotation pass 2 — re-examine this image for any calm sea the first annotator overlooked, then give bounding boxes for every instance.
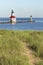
[0,18,43,30]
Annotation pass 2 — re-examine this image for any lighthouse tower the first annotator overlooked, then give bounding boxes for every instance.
[30,15,32,22]
[10,10,16,24]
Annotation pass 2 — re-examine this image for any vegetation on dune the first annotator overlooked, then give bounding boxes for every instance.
[0,30,43,65]
[15,31,43,58]
[35,61,43,65]
[0,30,29,65]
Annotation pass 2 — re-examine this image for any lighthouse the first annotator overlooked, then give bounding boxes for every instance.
[10,10,16,24]
[30,15,32,22]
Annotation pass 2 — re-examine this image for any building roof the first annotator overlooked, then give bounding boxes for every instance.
[10,16,16,18]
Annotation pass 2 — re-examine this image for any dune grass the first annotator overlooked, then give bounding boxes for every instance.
[0,30,29,65]
[15,31,43,58]
[35,61,43,65]
[0,30,43,65]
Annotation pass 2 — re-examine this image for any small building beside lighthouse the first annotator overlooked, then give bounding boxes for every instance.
[10,10,16,24]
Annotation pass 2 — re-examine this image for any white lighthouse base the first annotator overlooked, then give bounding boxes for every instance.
[10,18,16,24]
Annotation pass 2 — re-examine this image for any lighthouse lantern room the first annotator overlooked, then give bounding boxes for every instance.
[10,10,16,24]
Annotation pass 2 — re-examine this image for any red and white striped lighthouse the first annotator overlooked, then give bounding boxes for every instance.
[10,10,16,24]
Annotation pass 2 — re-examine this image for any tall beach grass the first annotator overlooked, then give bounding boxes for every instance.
[0,30,43,65]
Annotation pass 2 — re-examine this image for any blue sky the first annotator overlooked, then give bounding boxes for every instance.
[0,0,43,17]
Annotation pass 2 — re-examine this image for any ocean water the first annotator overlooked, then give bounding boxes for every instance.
[0,18,43,30]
